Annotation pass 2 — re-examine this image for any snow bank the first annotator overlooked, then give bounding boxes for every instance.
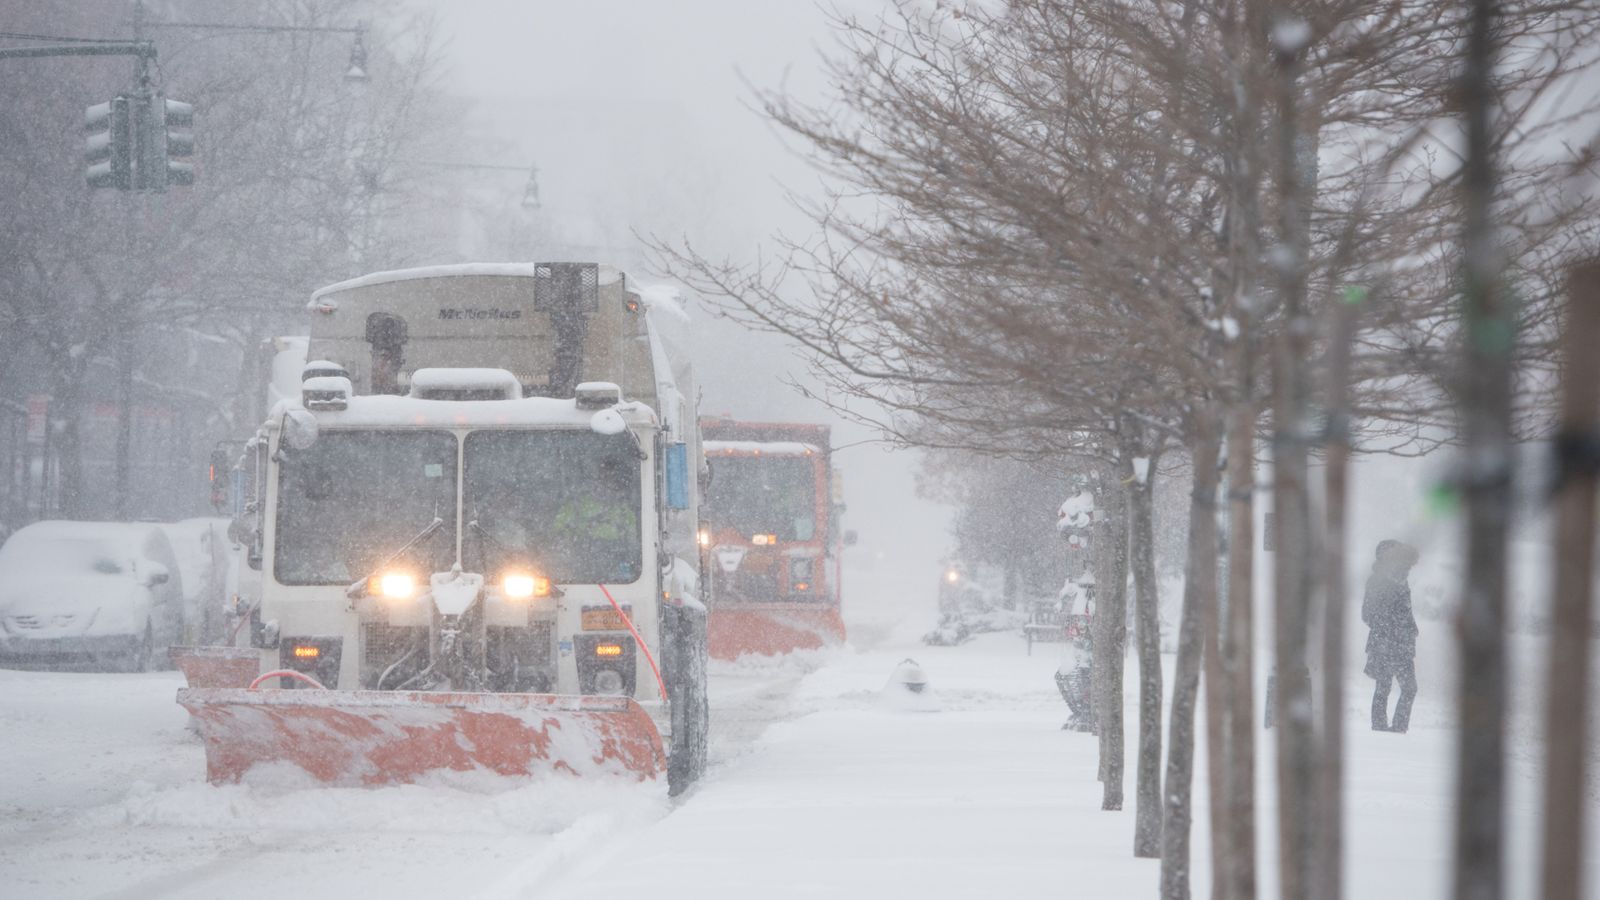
[81,771,664,838]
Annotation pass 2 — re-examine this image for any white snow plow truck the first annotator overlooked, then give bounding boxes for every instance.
[179,263,708,794]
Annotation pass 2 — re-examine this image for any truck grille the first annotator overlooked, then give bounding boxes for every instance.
[362,624,421,666]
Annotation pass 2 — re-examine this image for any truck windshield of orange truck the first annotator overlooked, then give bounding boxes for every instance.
[704,456,818,542]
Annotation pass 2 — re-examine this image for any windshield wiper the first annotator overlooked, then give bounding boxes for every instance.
[345,516,446,598]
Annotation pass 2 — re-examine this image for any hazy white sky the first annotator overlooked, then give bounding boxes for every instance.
[419,0,953,625]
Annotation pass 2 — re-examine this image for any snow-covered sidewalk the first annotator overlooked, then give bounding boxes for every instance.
[544,627,1597,900]
[546,635,1157,899]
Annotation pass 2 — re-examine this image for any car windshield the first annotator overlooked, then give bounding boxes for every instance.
[274,431,458,585]
[704,456,817,541]
[462,430,641,584]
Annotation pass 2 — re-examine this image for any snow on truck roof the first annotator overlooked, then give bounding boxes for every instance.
[703,440,822,457]
[307,262,627,307]
[279,394,659,430]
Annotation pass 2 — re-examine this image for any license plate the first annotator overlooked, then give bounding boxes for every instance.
[581,607,630,631]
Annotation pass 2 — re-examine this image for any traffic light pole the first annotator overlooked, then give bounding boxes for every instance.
[112,6,147,518]
[0,42,156,61]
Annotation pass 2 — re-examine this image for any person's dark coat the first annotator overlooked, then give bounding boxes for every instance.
[1362,570,1417,678]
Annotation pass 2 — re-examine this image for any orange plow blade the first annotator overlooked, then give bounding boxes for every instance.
[707,604,847,660]
[169,646,261,689]
[177,689,666,786]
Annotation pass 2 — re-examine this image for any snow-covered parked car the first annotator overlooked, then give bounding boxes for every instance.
[156,518,234,645]
[0,521,185,671]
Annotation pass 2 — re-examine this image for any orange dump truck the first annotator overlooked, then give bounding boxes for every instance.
[699,419,850,659]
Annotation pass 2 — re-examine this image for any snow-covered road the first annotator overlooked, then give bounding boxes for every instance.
[1,626,1594,898]
[0,665,670,899]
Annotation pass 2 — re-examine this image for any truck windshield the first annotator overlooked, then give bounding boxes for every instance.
[274,431,458,585]
[462,430,642,584]
[704,456,818,542]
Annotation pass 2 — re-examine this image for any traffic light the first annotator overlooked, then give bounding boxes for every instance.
[159,96,195,187]
[86,94,194,191]
[85,96,132,190]
[134,93,195,191]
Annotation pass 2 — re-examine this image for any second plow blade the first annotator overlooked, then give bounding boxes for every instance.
[178,689,666,786]
[707,604,847,660]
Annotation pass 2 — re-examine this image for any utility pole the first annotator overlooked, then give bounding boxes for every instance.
[113,1,149,520]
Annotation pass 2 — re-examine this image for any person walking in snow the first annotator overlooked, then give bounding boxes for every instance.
[1363,539,1420,732]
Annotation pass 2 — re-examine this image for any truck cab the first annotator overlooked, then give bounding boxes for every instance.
[234,263,703,705]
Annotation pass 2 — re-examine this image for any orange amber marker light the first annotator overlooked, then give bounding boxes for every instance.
[595,643,624,658]
[292,645,320,659]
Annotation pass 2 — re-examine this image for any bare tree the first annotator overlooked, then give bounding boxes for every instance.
[646,4,1600,896]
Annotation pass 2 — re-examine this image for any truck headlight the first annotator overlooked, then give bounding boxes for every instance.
[502,573,549,599]
[374,572,416,600]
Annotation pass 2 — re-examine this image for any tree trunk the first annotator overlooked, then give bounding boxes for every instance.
[1131,460,1164,858]
[1205,431,1232,900]
[1225,403,1258,900]
[1271,20,1318,900]
[1270,361,1317,900]
[1096,465,1131,809]
[1454,4,1510,900]
[1219,1,1263,891]
[1161,419,1222,900]
[1538,260,1600,900]
[1317,295,1358,900]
